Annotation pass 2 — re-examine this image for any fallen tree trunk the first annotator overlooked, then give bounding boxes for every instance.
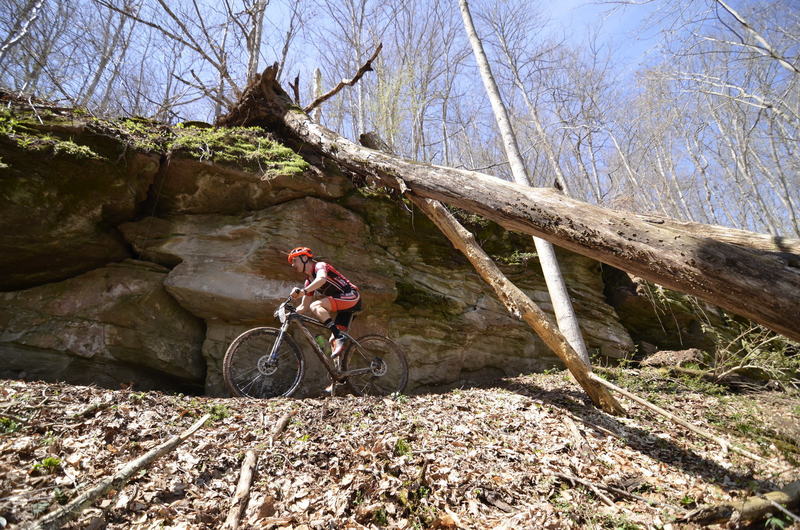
[410,194,624,415]
[361,132,621,413]
[678,480,800,526]
[218,65,800,342]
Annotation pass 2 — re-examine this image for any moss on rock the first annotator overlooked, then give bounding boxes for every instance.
[0,108,102,160]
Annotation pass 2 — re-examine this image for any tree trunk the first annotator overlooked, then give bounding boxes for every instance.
[458,0,591,365]
[216,65,800,343]
[409,195,624,415]
[360,132,622,414]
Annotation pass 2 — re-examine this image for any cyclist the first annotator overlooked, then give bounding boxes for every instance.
[287,246,360,358]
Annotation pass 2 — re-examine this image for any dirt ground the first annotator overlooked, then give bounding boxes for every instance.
[1,370,798,529]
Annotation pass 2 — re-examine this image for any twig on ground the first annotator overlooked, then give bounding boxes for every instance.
[69,398,114,420]
[221,449,258,530]
[554,472,616,507]
[28,413,210,530]
[269,410,295,448]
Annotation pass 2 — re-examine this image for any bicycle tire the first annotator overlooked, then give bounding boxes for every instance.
[342,335,409,396]
[223,327,305,398]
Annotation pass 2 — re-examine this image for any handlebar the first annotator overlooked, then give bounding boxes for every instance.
[274,295,297,322]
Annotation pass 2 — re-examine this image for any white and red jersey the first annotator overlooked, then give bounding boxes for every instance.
[304,261,358,298]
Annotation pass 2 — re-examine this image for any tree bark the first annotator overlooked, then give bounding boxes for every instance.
[409,194,624,415]
[361,131,622,413]
[216,65,800,343]
[458,0,591,365]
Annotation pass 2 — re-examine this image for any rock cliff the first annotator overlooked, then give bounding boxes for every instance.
[1,104,638,395]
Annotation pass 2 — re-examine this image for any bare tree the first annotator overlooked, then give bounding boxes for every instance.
[459,0,591,365]
[0,0,45,64]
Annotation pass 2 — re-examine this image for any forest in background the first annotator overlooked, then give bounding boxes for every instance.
[1,0,798,237]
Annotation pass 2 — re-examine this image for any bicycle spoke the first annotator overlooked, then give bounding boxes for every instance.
[343,335,408,396]
[223,328,305,398]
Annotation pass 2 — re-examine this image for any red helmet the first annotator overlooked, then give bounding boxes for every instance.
[287,246,313,264]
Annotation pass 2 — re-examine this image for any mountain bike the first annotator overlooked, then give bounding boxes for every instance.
[223,295,409,398]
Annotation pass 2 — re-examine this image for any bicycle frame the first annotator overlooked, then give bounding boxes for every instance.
[269,299,373,382]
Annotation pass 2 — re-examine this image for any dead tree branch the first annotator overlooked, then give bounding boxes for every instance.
[29,413,210,530]
[678,480,800,526]
[303,43,382,113]
[221,449,258,530]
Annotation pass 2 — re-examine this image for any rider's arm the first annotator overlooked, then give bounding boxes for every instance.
[295,265,327,312]
[302,264,328,294]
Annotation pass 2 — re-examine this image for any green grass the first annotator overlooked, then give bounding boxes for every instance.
[394,438,412,456]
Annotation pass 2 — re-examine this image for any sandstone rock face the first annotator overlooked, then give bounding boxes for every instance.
[122,195,634,395]
[148,156,350,215]
[1,109,639,396]
[0,260,205,391]
[0,122,159,290]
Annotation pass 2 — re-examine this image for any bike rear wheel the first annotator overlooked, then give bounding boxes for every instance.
[342,335,409,396]
[223,327,305,398]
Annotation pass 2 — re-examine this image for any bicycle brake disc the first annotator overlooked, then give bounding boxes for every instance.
[257,356,279,376]
[370,358,388,376]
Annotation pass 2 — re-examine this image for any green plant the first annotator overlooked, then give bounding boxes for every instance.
[374,507,389,526]
[33,457,61,474]
[168,124,309,176]
[391,392,409,404]
[0,417,21,434]
[205,403,231,422]
[704,318,800,389]
[677,374,726,395]
[678,494,697,508]
[765,514,788,529]
[394,438,412,456]
[53,487,70,505]
[51,139,102,159]
[498,249,538,265]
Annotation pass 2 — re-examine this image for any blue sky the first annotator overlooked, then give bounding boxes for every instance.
[543,0,664,74]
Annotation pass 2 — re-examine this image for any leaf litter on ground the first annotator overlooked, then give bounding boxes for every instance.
[0,369,798,529]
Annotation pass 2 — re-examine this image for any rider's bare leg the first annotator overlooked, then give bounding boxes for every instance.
[310,299,346,358]
[309,299,333,322]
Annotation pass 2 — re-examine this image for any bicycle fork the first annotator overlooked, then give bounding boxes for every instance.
[267,321,291,364]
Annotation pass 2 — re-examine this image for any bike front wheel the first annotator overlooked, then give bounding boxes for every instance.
[223,327,305,398]
[342,335,409,396]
